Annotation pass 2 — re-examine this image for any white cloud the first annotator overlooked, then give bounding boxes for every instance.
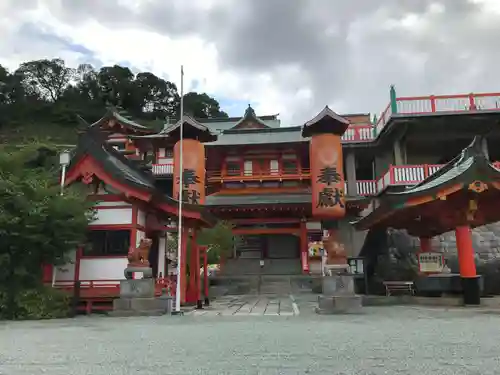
[1,0,500,125]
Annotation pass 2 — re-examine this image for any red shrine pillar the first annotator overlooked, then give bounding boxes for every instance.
[310,133,347,262]
[179,226,189,305]
[455,225,480,305]
[173,139,206,204]
[300,221,309,274]
[420,237,432,253]
[187,229,199,304]
[173,138,206,306]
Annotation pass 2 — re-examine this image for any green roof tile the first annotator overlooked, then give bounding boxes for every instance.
[206,126,306,146]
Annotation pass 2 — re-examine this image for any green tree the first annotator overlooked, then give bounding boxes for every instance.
[181,92,229,119]
[15,58,75,102]
[134,72,179,119]
[0,144,94,319]
[0,58,229,142]
[197,221,237,264]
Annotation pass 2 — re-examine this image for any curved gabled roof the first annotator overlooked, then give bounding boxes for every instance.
[352,136,500,234]
[155,115,218,143]
[66,125,216,226]
[302,106,350,137]
[89,108,155,134]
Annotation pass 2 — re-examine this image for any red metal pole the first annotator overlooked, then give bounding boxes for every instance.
[300,221,309,274]
[420,237,432,253]
[187,230,198,304]
[180,226,188,305]
[455,225,480,305]
[195,240,202,309]
[202,246,209,306]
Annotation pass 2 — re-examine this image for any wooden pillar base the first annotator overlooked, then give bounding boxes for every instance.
[462,276,481,305]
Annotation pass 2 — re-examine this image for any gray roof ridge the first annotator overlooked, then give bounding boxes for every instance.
[222,125,302,134]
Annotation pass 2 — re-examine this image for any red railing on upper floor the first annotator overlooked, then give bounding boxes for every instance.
[207,167,311,182]
[370,161,500,195]
[374,92,500,139]
[152,163,174,175]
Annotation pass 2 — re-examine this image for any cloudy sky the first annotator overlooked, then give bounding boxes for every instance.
[1,0,500,125]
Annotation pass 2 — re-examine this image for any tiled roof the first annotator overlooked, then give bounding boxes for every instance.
[90,108,152,132]
[352,136,499,231]
[69,126,215,224]
[206,126,306,146]
[206,192,311,206]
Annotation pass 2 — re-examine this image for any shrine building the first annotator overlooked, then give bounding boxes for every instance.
[46,87,500,307]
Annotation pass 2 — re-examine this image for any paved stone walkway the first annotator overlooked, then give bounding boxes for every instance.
[189,295,300,317]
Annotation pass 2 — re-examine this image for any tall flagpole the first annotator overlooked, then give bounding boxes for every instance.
[175,65,184,313]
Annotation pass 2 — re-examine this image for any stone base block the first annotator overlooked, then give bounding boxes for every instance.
[120,278,155,299]
[108,309,165,317]
[111,297,170,317]
[462,276,481,305]
[315,295,363,314]
[322,274,355,295]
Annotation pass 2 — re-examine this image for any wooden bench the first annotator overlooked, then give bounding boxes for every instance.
[383,281,415,296]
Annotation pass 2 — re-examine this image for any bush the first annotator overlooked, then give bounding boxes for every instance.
[0,286,70,320]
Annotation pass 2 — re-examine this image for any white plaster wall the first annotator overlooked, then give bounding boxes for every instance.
[90,208,133,226]
[137,209,146,227]
[136,230,146,247]
[79,257,128,281]
[157,157,173,164]
[306,222,321,230]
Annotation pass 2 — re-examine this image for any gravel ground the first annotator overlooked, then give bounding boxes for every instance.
[1,305,500,375]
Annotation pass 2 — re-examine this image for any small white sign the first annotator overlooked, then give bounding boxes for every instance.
[418,252,444,273]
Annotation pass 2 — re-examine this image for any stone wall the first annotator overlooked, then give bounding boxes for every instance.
[420,223,500,261]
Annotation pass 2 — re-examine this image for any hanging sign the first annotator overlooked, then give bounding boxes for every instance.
[310,134,346,218]
[418,252,444,273]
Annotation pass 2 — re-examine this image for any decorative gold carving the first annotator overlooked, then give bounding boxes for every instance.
[127,238,153,267]
[469,180,487,193]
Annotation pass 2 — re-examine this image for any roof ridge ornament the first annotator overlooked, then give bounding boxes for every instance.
[302,106,350,137]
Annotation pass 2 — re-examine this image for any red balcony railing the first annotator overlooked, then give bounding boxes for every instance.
[372,161,500,194]
[207,168,311,182]
[152,163,174,175]
[341,125,374,143]
[375,92,500,138]
[353,180,378,196]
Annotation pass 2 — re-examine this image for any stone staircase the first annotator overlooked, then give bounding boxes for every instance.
[258,276,292,295]
[236,235,263,259]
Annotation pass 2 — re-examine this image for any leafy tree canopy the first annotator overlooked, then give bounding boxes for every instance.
[0,58,229,142]
[0,143,94,318]
[197,220,238,264]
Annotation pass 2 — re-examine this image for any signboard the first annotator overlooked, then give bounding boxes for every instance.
[308,241,324,257]
[347,257,365,275]
[418,252,444,273]
[310,134,346,218]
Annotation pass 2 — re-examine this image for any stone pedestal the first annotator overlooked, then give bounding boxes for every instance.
[315,271,363,314]
[110,277,171,317]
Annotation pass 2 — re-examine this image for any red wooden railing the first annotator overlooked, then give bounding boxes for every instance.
[53,277,177,298]
[207,167,311,182]
[375,92,500,138]
[152,163,174,175]
[370,161,500,195]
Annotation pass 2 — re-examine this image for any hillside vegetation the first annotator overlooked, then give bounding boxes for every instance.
[0,58,228,144]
